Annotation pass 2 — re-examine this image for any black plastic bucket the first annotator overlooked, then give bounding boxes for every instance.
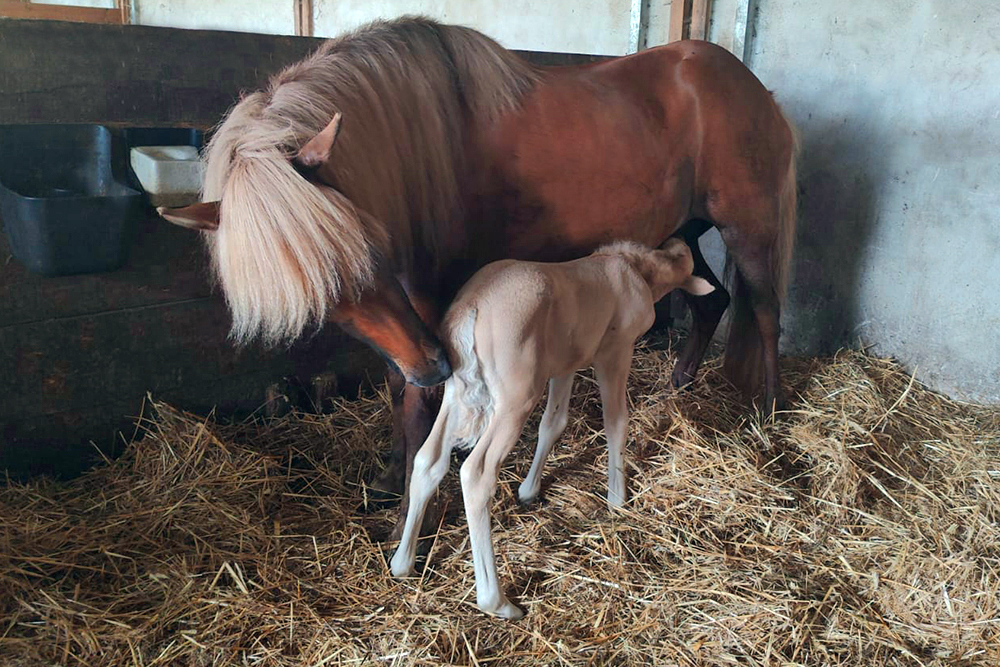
[0,124,143,276]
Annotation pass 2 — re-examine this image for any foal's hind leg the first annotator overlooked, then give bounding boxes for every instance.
[668,220,731,389]
[518,373,575,505]
[390,394,458,578]
[460,403,534,620]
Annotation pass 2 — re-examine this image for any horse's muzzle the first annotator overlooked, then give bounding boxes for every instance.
[408,350,452,388]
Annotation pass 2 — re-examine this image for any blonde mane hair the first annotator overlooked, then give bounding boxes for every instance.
[593,240,688,284]
[203,16,538,345]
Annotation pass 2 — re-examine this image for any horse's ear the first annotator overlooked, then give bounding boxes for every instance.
[295,112,342,169]
[681,275,715,296]
[157,201,220,232]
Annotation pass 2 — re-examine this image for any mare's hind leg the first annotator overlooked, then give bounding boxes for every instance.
[719,226,785,414]
[518,373,576,505]
[669,220,731,389]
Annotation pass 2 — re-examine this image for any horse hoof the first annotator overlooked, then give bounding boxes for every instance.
[310,371,339,413]
[482,598,525,620]
[517,484,540,506]
[264,379,293,418]
[389,550,414,578]
[670,366,696,390]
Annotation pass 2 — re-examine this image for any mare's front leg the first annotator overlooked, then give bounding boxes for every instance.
[593,348,633,508]
[371,368,408,501]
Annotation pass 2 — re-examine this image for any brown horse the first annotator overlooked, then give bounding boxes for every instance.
[160,16,797,519]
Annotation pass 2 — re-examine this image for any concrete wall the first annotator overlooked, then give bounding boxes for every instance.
[134,0,296,36]
[746,0,1000,403]
[132,0,651,54]
[124,0,999,403]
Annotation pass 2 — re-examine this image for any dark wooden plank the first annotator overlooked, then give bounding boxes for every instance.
[0,19,606,478]
[0,19,324,128]
[0,213,213,328]
[0,19,607,129]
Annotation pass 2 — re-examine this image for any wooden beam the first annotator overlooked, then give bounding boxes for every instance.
[294,0,312,37]
[628,0,648,54]
[118,0,130,25]
[733,0,758,62]
[689,0,712,41]
[0,0,124,24]
[668,0,689,43]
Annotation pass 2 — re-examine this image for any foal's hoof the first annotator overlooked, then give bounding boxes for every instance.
[481,598,525,620]
[389,550,414,578]
[607,489,626,509]
[516,484,540,506]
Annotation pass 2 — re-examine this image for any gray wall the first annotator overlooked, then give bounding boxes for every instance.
[739,0,1000,403]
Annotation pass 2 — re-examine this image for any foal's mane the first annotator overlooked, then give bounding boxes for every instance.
[203,16,538,345]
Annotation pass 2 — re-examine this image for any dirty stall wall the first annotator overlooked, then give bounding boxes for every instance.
[746,0,1000,403]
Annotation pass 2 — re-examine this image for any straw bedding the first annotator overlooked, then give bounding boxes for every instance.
[2,340,999,666]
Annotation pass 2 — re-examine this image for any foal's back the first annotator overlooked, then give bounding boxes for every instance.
[443,254,654,386]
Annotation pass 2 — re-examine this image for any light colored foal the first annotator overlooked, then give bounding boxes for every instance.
[389,239,713,619]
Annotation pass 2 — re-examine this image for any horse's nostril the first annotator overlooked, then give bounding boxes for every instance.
[407,352,452,388]
[436,352,452,378]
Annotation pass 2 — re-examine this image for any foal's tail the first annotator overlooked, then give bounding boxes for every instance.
[723,113,799,397]
[445,308,493,448]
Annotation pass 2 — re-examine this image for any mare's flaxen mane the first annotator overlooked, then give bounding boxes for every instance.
[202,17,538,345]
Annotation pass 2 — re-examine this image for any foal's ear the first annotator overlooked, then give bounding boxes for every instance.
[681,275,715,296]
[157,201,220,232]
[295,112,343,169]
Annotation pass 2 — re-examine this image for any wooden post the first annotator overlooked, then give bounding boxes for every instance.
[118,0,131,25]
[628,0,648,54]
[669,0,712,43]
[689,0,712,41]
[668,0,688,43]
[733,0,758,62]
[0,0,124,24]
[294,0,313,37]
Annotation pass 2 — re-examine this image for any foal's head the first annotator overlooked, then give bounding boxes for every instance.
[598,239,715,302]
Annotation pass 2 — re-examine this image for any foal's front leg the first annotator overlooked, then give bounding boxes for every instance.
[518,373,575,504]
[390,395,456,578]
[594,348,633,508]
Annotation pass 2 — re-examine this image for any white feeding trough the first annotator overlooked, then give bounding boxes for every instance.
[129,145,204,208]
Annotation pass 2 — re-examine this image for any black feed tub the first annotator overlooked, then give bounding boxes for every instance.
[0,124,143,276]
